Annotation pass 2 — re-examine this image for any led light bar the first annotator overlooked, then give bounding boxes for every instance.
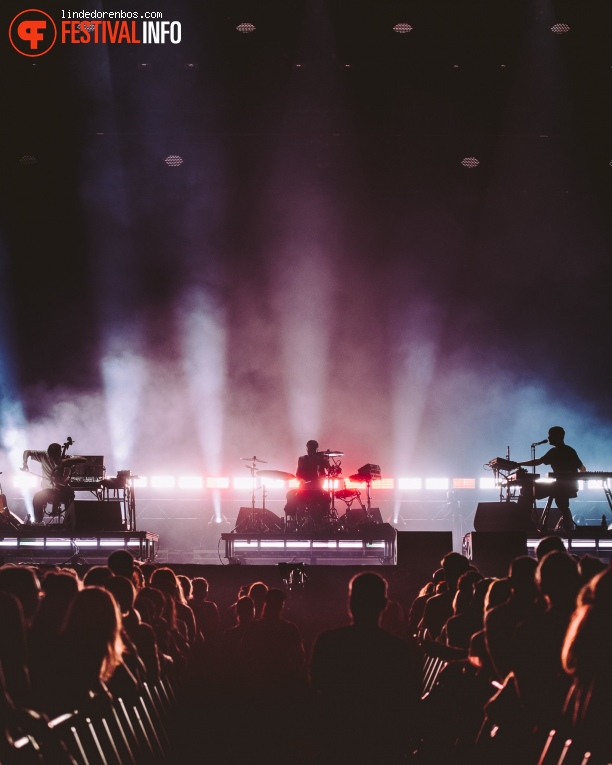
[425,478,449,491]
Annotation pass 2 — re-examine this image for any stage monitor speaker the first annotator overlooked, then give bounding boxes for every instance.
[473,502,533,532]
[343,506,383,529]
[465,531,527,577]
[235,507,284,533]
[65,500,123,531]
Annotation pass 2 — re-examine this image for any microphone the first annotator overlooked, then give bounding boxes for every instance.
[532,438,548,446]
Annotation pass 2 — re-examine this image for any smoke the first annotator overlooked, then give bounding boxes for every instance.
[177,286,227,475]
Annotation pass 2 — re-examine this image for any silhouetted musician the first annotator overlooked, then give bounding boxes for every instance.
[296,440,328,489]
[22,443,75,524]
[515,426,586,531]
[285,440,330,528]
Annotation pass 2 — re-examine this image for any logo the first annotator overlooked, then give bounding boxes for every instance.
[9,9,57,57]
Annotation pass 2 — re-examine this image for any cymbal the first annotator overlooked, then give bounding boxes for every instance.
[240,456,268,464]
[322,449,344,457]
[257,470,296,481]
[62,456,87,466]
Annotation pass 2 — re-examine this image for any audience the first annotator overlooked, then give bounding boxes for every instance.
[0,534,609,764]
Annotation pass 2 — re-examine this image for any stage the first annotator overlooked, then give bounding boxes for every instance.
[221,523,397,565]
[2,519,612,579]
[0,528,159,565]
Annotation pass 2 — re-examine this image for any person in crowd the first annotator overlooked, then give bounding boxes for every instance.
[137,585,187,668]
[408,568,446,636]
[105,575,160,682]
[41,587,124,716]
[421,553,472,638]
[150,567,197,646]
[132,561,145,590]
[488,551,581,738]
[380,597,407,639]
[0,565,42,625]
[107,549,136,581]
[29,571,80,709]
[83,565,114,587]
[561,567,612,758]
[189,577,220,647]
[0,592,30,709]
[311,572,421,763]
[442,570,485,649]
[242,588,305,691]
[104,576,152,685]
[220,595,255,680]
[577,554,606,585]
[222,583,251,629]
[247,581,268,620]
[485,556,538,681]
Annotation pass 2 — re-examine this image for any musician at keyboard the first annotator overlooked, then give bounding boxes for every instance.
[514,426,586,531]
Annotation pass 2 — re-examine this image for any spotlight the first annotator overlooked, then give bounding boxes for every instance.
[551,23,570,34]
[19,156,37,166]
[137,62,152,70]
[461,157,480,168]
[164,155,183,167]
[207,514,230,527]
[236,22,256,33]
[393,23,413,33]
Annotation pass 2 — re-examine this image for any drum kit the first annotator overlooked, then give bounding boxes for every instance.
[234,451,381,533]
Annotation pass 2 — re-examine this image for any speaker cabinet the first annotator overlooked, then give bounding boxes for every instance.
[342,506,383,529]
[234,507,284,533]
[473,502,534,532]
[464,531,527,577]
[65,500,123,531]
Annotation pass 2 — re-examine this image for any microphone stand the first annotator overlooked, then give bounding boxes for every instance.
[529,440,546,518]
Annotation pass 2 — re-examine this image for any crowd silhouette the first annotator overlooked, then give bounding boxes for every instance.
[0,539,611,764]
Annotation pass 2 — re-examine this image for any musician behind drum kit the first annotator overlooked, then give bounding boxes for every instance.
[21,441,77,524]
[285,440,331,527]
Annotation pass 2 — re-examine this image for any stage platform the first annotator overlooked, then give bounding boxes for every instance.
[0,528,159,564]
[463,528,612,576]
[221,523,397,565]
